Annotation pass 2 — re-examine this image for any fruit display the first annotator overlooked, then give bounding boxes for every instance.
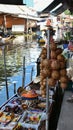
[25,112,41,123]
[21,111,42,127]
[19,110,46,130]
[0,110,21,129]
[40,39,68,97]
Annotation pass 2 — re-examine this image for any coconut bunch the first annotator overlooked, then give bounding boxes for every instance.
[40,59,51,98]
[40,42,69,97]
[40,47,47,60]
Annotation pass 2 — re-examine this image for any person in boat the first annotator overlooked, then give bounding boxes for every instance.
[0,35,12,43]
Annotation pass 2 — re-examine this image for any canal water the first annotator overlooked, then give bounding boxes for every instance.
[0,36,41,106]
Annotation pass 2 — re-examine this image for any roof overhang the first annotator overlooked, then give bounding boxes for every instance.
[0,4,39,21]
[50,3,68,16]
[41,0,73,16]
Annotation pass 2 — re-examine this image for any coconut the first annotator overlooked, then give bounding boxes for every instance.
[60,69,67,76]
[50,43,57,51]
[60,76,68,83]
[57,54,65,62]
[41,59,51,68]
[51,60,60,70]
[60,61,66,69]
[50,51,57,59]
[51,70,60,80]
[41,68,51,78]
[48,78,56,87]
[56,48,63,55]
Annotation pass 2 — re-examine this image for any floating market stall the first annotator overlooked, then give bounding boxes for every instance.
[0,78,54,130]
[0,13,71,130]
[0,25,69,130]
[0,0,73,129]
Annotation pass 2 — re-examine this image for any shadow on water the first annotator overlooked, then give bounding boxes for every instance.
[0,36,41,105]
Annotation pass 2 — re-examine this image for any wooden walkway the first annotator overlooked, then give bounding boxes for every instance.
[56,91,73,130]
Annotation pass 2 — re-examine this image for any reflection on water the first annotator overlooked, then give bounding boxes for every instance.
[0,36,41,105]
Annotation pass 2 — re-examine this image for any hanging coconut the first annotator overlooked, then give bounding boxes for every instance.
[42,94,46,98]
[40,81,43,86]
[42,79,47,87]
[60,69,67,76]
[50,50,57,59]
[51,70,60,80]
[57,54,65,62]
[40,85,45,90]
[41,59,51,68]
[41,68,51,78]
[60,61,66,69]
[51,60,60,70]
[40,73,45,80]
[48,78,56,87]
[50,42,57,51]
[41,47,47,55]
[60,76,68,83]
[40,69,48,78]
[56,48,63,55]
[41,54,47,59]
[41,89,46,95]
[40,63,43,70]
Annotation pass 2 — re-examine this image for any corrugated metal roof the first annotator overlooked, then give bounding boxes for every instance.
[41,0,73,15]
[0,4,38,17]
[34,0,54,12]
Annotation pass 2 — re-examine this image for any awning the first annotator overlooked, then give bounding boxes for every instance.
[51,3,68,16]
[41,0,73,16]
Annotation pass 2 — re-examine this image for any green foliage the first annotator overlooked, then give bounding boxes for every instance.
[64,9,73,15]
[64,10,71,15]
[64,31,71,41]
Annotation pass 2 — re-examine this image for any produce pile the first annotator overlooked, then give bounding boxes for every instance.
[40,42,69,98]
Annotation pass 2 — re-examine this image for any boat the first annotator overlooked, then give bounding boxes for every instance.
[0,76,55,130]
[37,35,45,47]
[0,35,15,46]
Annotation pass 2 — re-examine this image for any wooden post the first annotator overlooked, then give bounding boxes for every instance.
[27,13,28,43]
[14,82,16,94]
[2,46,9,99]
[46,29,50,130]
[3,15,7,34]
[30,67,34,81]
[22,56,25,87]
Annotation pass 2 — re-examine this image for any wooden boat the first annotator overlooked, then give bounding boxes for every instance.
[0,35,15,46]
[0,76,55,130]
[38,39,45,46]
